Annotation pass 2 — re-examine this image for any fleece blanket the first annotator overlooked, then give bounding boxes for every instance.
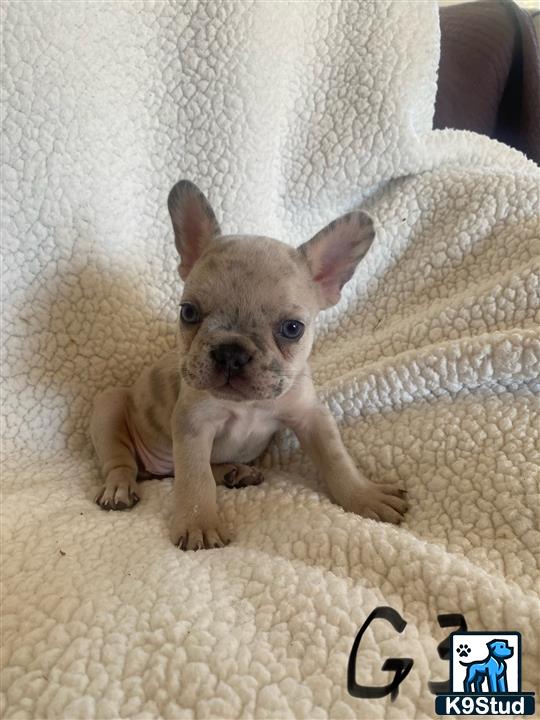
[1,2,539,718]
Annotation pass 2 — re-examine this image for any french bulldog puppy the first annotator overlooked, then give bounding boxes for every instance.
[91,180,406,550]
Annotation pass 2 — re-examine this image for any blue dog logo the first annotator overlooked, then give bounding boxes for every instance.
[460,639,514,693]
[435,631,535,715]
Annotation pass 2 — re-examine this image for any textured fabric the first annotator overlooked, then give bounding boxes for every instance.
[1,1,539,718]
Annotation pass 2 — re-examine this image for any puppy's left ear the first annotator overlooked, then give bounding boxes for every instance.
[168,180,221,280]
[299,211,375,309]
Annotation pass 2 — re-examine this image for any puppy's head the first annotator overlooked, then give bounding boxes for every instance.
[169,180,374,401]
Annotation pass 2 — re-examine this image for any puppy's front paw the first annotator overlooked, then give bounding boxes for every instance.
[95,479,140,510]
[170,517,230,551]
[341,483,408,524]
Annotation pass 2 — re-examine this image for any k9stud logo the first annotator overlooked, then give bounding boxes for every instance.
[435,632,535,715]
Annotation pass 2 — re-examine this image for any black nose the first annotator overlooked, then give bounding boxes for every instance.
[210,343,252,375]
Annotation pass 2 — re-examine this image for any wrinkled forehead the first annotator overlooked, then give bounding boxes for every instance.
[183,236,313,311]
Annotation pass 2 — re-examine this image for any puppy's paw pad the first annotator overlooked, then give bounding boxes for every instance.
[457,644,471,657]
[95,482,140,511]
[224,464,264,489]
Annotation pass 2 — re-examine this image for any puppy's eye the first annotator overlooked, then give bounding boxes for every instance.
[180,302,201,324]
[280,319,305,340]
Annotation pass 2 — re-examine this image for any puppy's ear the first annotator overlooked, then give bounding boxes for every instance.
[299,211,375,309]
[168,180,221,280]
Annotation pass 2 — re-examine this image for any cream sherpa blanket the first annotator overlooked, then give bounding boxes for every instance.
[1,2,539,718]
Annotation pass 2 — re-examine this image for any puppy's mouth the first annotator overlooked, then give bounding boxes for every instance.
[182,363,251,399]
[211,371,287,402]
[212,373,251,400]
[216,373,290,401]
[182,359,288,401]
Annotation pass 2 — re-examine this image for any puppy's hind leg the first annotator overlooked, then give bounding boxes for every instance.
[212,463,264,489]
[91,388,140,510]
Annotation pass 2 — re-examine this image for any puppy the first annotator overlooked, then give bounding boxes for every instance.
[91,180,406,550]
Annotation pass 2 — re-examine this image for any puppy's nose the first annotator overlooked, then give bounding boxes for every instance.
[210,343,252,374]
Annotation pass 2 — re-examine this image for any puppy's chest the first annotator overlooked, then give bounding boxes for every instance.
[211,405,281,464]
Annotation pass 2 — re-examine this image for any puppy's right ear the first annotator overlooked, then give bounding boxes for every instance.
[168,180,221,280]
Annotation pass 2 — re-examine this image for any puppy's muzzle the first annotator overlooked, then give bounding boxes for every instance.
[210,343,252,376]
